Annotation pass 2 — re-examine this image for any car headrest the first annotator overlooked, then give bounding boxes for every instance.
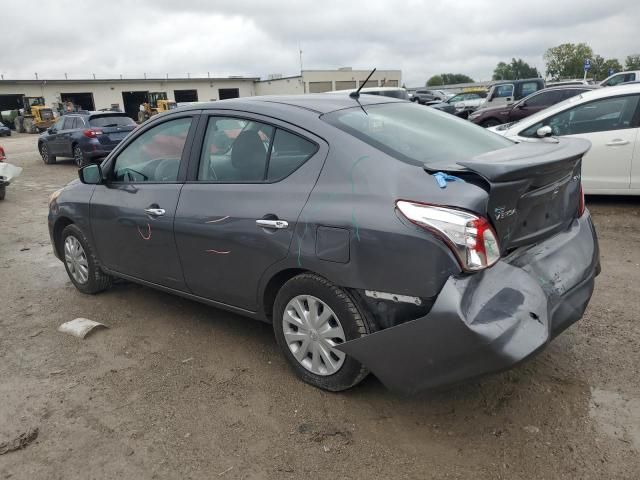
[231,130,265,178]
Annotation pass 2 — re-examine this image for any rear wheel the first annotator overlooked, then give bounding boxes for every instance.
[61,224,112,294]
[40,143,56,164]
[0,186,5,200]
[273,273,372,391]
[73,145,85,167]
[481,119,501,128]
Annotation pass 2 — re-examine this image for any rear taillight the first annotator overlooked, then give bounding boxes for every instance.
[83,128,103,138]
[578,184,585,217]
[396,200,501,272]
[0,146,5,162]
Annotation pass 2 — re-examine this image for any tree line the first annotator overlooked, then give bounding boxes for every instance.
[426,43,640,86]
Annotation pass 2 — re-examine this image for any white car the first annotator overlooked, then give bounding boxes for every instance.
[600,70,640,87]
[489,83,640,194]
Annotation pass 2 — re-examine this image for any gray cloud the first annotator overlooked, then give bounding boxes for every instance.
[3,0,639,86]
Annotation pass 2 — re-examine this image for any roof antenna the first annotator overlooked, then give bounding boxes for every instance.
[350,68,376,99]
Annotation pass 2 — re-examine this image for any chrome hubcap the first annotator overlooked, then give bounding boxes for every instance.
[282,295,346,376]
[64,236,89,284]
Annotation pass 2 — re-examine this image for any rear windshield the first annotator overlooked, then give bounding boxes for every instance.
[362,90,409,100]
[322,102,513,166]
[89,115,136,128]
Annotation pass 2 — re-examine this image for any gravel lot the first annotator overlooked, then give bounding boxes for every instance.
[1,132,639,479]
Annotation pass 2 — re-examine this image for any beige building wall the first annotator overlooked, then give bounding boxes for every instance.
[0,78,257,111]
[302,69,402,93]
[254,77,304,95]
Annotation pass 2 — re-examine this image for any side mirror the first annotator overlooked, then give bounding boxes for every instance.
[79,164,103,184]
[536,125,553,138]
[516,102,525,109]
[48,127,56,134]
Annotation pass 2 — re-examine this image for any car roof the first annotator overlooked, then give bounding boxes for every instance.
[174,93,403,115]
[504,83,640,134]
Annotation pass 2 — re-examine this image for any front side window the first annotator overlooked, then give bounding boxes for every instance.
[521,94,640,137]
[197,117,317,182]
[113,117,192,182]
[493,85,514,98]
[604,74,626,87]
[53,117,65,131]
[323,102,513,166]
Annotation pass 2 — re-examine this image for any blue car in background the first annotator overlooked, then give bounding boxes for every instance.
[38,112,136,166]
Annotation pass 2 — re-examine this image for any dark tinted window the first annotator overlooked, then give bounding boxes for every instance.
[521,94,640,137]
[323,102,513,166]
[525,90,563,107]
[267,129,317,181]
[113,117,192,182]
[90,115,136,128]
[521,82,540,97]
[198,117,274,182]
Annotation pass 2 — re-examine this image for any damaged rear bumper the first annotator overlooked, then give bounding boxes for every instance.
[337,213,600,395]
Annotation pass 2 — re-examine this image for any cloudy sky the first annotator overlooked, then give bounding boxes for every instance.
[3,0,639,86]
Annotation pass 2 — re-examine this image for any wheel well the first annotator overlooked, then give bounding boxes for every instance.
[262,268,308,322]
[53,217,74,257]
[482,117,501,125]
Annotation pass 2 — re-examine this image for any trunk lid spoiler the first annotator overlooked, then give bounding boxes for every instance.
[424,138,591,252]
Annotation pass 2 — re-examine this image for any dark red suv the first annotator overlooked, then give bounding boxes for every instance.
[468,86,594,128]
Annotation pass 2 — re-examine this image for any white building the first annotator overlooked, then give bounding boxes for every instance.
[0,68,402,118]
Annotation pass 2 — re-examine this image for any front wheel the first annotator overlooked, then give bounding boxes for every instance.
[0,186,5,200]
[481,119,501,128]
[40,143,56,164]
[273,273,372,391]
[61,224,112,294]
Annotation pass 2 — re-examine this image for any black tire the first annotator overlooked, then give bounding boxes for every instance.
[0,186,5,200]
[273,273,372,391]
[39,143,56,164]
[481,119,501,128]
[60,224,112,294]
[73,145,86,167]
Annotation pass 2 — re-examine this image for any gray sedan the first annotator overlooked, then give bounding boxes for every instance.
[48,94,599,394]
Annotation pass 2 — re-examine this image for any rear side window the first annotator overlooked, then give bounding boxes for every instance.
[197,117,316,182]
[113,117,192,182]
[322,102,513,166]
[521,94,640,137]
[525,90,563,107]
[90,115,136,128]
[62,117,75,129]
[267,129,317,181]
[71,117,84,129]
[521,82,540,97]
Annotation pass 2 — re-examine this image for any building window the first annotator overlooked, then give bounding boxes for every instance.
[174,89,198,103]
[218,88,240,100]
[360,80,379,88]
[382,80,398,87]
[308,81,333,93]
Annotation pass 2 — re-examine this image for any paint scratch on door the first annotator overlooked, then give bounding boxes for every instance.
[205,216,230,224]
[205,249,231,254]
[138,223,152,241]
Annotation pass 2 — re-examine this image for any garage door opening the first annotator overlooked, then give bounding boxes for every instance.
[218,88,240,100]
[174,89,198,103]
[122,91,149,119]
[60,92,95,111]
[0,94,24,111]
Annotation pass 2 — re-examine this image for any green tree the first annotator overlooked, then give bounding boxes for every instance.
[492,58,539,80]
[625,54,640,70]
[602,59,623,78]
[544,42,594,80]
[427,73,474,86]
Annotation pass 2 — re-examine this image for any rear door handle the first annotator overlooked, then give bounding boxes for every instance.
[606,139,630,146]
[144,208,166,217]
[256,219,288,229]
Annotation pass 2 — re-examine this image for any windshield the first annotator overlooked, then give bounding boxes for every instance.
[322,102,513,166]
[90,115,137,128]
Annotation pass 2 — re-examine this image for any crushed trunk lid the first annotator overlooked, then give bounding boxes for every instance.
[424,138,591,252]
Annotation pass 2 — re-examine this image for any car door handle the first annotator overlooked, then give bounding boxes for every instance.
[256,219,288,229]
[144,208,166,217]
[606,139,630,146]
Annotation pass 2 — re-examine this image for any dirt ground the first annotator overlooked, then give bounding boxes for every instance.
[1,132,639,480]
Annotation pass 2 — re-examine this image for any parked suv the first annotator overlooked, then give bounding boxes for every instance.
[38,112,137,166]
[469,85,594,127]
[484,78,545,108]
[411,89,446,104]
[600,71,639,87]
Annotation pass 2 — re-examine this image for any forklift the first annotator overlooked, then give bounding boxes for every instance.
[149,92,177,115]
[13,97,55,133]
